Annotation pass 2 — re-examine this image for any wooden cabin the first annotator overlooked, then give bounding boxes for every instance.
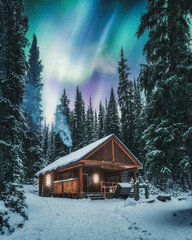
[36,134,142,198]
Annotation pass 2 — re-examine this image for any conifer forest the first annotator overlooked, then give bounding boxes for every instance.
[0,0,192,238]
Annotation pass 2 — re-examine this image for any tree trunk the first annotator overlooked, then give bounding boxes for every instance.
[0,145,4,195]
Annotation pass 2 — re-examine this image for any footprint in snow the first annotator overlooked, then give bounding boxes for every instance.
[128,222,137,230]
[134,225,141,230]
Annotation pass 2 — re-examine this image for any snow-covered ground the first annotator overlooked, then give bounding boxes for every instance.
[2,185,192,240]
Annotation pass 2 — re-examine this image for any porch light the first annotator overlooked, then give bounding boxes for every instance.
[93,174,99,184]
[46,174,51,186]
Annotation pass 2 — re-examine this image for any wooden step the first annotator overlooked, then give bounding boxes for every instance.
[87,192,105,200]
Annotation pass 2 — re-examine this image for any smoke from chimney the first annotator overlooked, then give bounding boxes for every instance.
[55,105,72,148]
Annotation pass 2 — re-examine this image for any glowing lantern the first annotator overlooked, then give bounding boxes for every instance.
[46,174,51,186]
[93,174,99,184]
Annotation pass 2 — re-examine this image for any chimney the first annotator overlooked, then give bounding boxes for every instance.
[69,147,72,154]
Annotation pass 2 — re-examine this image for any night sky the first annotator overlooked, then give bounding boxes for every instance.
[23,0,148,124]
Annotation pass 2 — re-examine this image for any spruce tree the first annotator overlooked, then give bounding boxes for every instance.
[127,79,135,150]
[117,47,134,150]
[47,124,55,164]
[72,87,86,150]
[94,110,99,141]
[137,0,192,187]
[133,78,145,160]
[23,34,44,181]
[60,89,71,125]
[0,0,28,223]
[98,101,105,139]
[86,98,97,144]
[54,105,68,159]
[24,34,43,130]
[54,89,72,158]
[42,121,49,162]
[105,88,121,138]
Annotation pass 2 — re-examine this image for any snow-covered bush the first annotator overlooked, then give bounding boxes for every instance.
[0,200,27,236]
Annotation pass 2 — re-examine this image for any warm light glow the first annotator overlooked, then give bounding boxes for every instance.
[46,174,51,186]
[93,174,99,184]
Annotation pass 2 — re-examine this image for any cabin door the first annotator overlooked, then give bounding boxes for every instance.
[83,173,88,192]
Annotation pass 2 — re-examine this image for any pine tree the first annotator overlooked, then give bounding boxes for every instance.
[86,98,97,144]
[137,0,192,187]
[105,88,121,138]
[72,87,86,150]
[24,34,43,131]
[104,98,108,136]
[94,110,98,141]
[54,105,67,159]
[98,101,105,139]
[60,89,71,125]
[133,78,145,160]
[22,34,44,181]
[0,0,28,223]
[23,128,44,182]
[42,121,49,162]
[47,124,55,164]
[127,79,135,150]
[54,89,72,157]
[117,47,134,150]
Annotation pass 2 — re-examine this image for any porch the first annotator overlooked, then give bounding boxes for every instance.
[51,163,137,198]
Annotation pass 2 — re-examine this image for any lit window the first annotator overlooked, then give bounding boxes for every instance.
[93,174,99,184]
[46,174,51,186]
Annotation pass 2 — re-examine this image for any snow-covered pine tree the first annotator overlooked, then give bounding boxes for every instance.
[94,110,99,141]
[98,101,105,139]
[86,98,97,144]
[24,34,43,130]
[127,76,135,150]
[105,88,121,138]
[54,105,67,159]
[60,89,71,126]
[54,88,72,158]
[72,87,86,151]
[117,47,130,143]
[0,0,28,225]
[137,0,192,187]
[47,123,55,164]
[42,121,50,163]
[22,34,44,182]
[133,78,144,159]
[117,47,134,151]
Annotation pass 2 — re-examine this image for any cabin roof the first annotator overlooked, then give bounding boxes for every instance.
[36,134,142,176]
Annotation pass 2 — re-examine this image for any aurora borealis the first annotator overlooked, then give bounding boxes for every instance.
[23,0,148,124]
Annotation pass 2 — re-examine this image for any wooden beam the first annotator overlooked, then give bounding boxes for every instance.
[55,160,140,175]
[57,163,83,173]
[112,140,115,162]
[101,165,126,171]
[79,165,83,192]
[80,159,140,168]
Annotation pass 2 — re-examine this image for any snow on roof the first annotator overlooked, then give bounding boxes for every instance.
[36,134,113,176]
